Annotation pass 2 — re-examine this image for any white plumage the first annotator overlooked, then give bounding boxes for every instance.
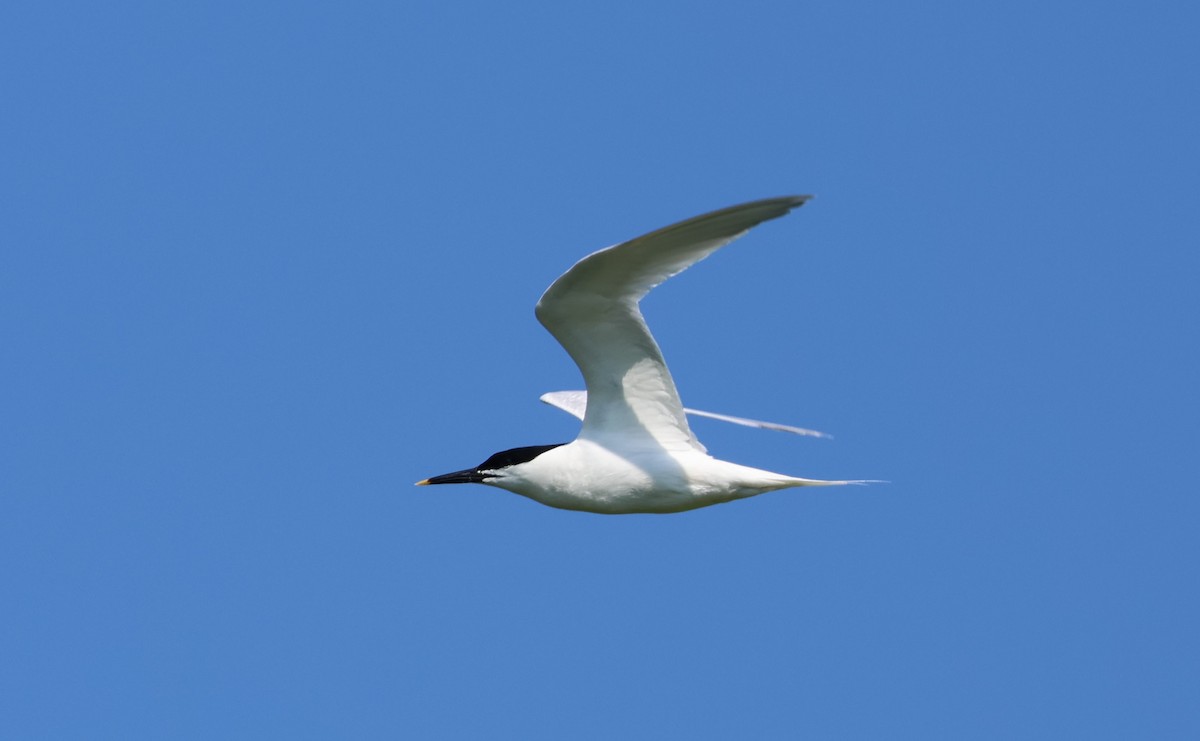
[417,196,873,513]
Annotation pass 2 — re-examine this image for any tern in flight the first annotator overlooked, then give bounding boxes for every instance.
[417,196,873,513]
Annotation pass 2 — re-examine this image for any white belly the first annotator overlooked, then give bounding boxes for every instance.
[490,439,798,514]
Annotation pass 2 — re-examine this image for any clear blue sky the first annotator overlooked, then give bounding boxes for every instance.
[3,1,1197,738]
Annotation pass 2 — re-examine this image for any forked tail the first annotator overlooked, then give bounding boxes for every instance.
[786,477,887,487]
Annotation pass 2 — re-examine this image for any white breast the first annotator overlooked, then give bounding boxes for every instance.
[490,440,808,514]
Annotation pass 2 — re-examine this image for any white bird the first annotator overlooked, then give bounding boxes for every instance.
[417,196,873,513]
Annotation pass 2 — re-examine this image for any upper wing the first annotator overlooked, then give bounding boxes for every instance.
[540,390,831,439]
[534,196,811,452]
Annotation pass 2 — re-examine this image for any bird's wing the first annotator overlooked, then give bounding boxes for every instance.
[539,390,589,419]
[535,196,811,452]
[676,408,831,439]
[539,390,831,439]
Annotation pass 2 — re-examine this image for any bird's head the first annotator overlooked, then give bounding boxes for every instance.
[416,443,565,487]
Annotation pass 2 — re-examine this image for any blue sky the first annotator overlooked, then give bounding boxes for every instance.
[3,1,1198,738]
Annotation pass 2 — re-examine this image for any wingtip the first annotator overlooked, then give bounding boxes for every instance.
[776,194,814,210]
[760,194,814,218]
